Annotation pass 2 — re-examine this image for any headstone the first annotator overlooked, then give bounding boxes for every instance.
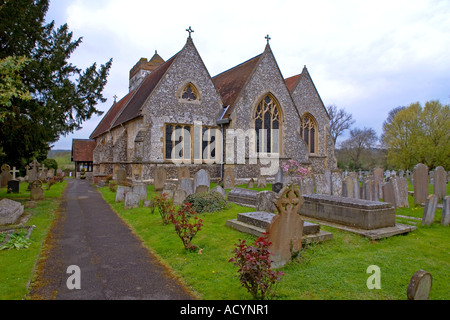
[441,196,450,226]
[0,198,24,225]
[382,181,396,207]
[177,166,190,181]
[324,169,332,194]
[10,166,20,180]
[433,166,447,201]
[47,168,55,179]
[255,191,278,213]
[422,194,438,226]
[407,270,432,300]
[173,189,187,206]
[30,180,44,201]
[178,178,194,196]
[314,173,330,195]
[38,164,47,181]
[7,180,19,193]
[228,188,259,207]
[272,182,283,193]
[154,167,167,191]
[256,175,267,188]
[362,178,374,201]
[247,178,255,189]
[348,172,360,199]
[124,192,140,209]
[132,182,147,201]
[194,169,210,192]
[299,175,314,195]
[331,171,342,197]
[210,185,227,200]
[0,164,13,188]
[27,160,40,182]
[195,185,209,194]
[398,170,404,178]
[267,184,304,268]
[413,163,429,205]
[394,177,409,208]
[115,185,131,202]
[223,167,235,189]
[116,168,127,184]
[342,176,354,198]
[373,167,384,198]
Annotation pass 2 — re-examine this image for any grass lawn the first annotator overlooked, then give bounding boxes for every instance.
[0,180,67,300]
[98,182,450,300]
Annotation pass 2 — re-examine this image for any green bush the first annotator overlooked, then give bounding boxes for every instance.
[184,191,227,214]
[42,158,58,170]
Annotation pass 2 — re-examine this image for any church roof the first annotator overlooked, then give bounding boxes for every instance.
[212,53,263,119]
[71,139,97,162]
[285,74,302,92]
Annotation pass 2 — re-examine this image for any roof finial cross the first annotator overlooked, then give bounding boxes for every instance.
[113,95,118,104]
[265,34,271,44]
[186,26,194,38]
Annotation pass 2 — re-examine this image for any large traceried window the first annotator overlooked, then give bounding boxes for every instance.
[254,94,281,154]
[300,114,317,154]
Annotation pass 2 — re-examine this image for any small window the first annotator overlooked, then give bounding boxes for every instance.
[181,83,198,101]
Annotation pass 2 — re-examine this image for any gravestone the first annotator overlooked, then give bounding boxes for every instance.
[210,185,227,200]
[342,176,354,198]
[178,178,194,196]
[441,196,450,226]
[314,174,330,195]
[299,175,314,195]
[267,184,305,268]
[115,185,131,202]
[173,189,187,206]
[433,166,447,201]
[47,168,55,179]
[422,194,438,226]
[272,182,283,193]
[195,185,209,194]
[30,180,44,201]
[247,178,255,189]
[177,166,190,181]
[194,169,210,192]
[154,167,167,192]
[393,177,409,208]
[228,188,259,207]
[323,169,332,194]
[256,175,267,188]
[362,178,374,201]
[132,182,147,201]
[382,181,396,207]
[348,172,360,199]
[7,180,19,193]
[255,191,278,213]
[124,192,140,209]
[0,198,24,225]
[116,168,127,185]
[331,171,342,197]
[413,163,429,205]
[223,167,235,189]
[10,166,19,180]
[0,164,13,188]
[38,164,47,181]
[27,160,41,182]
[407,270,432,300]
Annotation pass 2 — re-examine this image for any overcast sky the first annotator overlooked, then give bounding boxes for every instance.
[47,0,450,150]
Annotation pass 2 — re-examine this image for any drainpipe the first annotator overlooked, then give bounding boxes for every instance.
[216,105,230,182]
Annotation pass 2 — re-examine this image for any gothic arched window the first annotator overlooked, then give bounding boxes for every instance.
[254,94,281,153]
[181,83,199,102]
[300,114,317,154]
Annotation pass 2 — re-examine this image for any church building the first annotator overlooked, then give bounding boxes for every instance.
[89,29,337,183]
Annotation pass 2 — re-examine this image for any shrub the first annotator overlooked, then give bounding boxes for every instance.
[109,181,117,192]
[153,192,175,224]
[184,191,227,214]
[0,229,32,250]
[169,202,203,251]
[229,236,284,300]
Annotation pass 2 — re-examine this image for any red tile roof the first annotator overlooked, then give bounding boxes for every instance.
[285,74,301,92]
[213,53,263,119]
[71,139,97,162]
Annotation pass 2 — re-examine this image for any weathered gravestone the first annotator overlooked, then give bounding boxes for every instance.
[342,176,354,198]
[331,171,343,197]
[116,168,127,185]
[194,169,210,192]
[407,270,432,300]
[210,185,227,200]
[0,198,24,225]
[177,166,190,181]
[255,191,278,213]
[362,178,374,201]
[195,185,209,194]
[267,184,305,268]
[154,167,167,192]
[433,166,447,201]
[124,192,140,209]
[132,182,147,201]
[0,164,13,188]
[413,163,429,205]
[382,181,396,207]
[173,189,187,206]
[272,182,283,193]
[314,173,330,195]
[30,180,44,201]
[422,194,438,226]
[247,178,255,189]
[299,175,314,195]
[348,172,360,199]
[383,177,409,208]
[223,167,235,189]
[256,175,267,188]
[441,196,450,226]
[178,178,194,196]
[26,160,40,182]
[115,185,131,202]
[228,187,259,207]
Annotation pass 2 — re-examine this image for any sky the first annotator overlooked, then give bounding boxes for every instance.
[47,0,450,150]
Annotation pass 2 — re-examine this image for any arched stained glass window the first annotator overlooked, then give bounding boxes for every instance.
[300,114,317,154]
[254,94,281,153]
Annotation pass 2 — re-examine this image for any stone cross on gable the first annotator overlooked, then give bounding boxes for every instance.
[186,26,194,38]
[113,95,118,104]
[10,166,19,180]
[265,34,271,44]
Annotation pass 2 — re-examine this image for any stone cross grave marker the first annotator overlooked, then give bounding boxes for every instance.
[413,163,429,205]
[267,184,305,268]
[407,270,432,300]
[10,166,19,180]
[422,194,438,226]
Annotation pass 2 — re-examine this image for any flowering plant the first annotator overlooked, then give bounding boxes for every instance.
[281,159,311,183]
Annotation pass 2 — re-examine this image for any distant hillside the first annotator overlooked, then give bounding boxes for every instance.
[47,150,74,170]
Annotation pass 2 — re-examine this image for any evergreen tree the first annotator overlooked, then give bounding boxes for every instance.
[0,0,112,166]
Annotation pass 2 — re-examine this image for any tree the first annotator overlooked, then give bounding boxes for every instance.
[0,0,112,166]
[327,104,355,145]
[339,127,378,169]
[383,101,450,170]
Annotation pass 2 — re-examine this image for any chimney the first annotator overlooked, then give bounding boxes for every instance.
[129,51,165,92]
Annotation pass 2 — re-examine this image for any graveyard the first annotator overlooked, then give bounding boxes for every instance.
[0,163,449,300]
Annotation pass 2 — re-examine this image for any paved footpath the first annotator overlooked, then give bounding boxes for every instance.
[29,179,196,300]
